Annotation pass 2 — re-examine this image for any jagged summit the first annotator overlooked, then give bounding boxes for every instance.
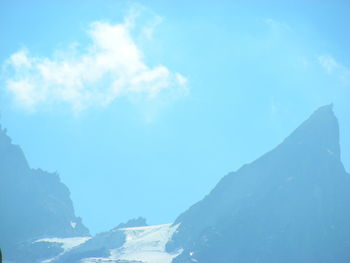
[113,216,148,229]
[0,125,30,173]
[281,104,340,158]
[168,105,350,263]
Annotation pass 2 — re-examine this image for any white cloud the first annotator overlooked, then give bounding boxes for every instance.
[318,55,350,87]
[318,55,339,74]
[175,73,188,86]
[3,11,187,113]
[260,18,292,33]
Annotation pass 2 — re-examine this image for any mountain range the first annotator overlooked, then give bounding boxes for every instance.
[1,104,349,263]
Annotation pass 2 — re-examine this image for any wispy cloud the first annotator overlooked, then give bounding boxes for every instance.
[2,9,187,113]
[318,55,339,74]
[318,55,350,86]
[262,18,292,32]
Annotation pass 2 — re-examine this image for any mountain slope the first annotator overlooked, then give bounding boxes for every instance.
[0,126,89,262]
[167,105,350,263]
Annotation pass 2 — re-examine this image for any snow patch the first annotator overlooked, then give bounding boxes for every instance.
[82,223,182,263]
[34,236,91,263]
[70,221,77,229]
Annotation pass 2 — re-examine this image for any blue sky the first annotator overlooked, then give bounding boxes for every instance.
[1,0,349,234]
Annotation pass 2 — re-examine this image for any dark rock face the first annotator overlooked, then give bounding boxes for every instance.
[0,127,89,262]
[116,217,148,229]
[168,105,350,263]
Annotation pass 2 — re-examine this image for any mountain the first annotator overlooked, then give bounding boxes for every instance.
[2,104,349,263]
[166,104,350,263]
[0,126,90,262]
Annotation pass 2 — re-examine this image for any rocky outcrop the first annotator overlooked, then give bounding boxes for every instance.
[0,126,89,262]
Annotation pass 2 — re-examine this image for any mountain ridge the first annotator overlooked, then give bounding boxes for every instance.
[1,104,349,263]
[167,104,350,263]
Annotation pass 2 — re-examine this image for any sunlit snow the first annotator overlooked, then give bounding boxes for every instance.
[82,223,182,263]
[34,236,91,263]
